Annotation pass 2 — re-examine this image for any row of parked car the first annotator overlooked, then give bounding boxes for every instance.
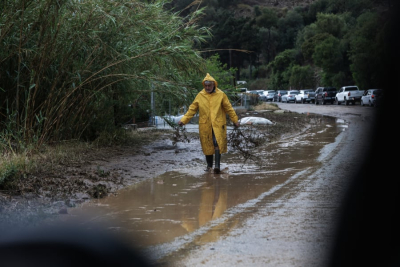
[250,86,383,107]
[247,90,274,102]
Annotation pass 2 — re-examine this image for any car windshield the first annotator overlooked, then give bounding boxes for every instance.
[346,87,358,91]
[327,88,336,91]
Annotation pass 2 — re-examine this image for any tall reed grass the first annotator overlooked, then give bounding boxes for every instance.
[0,0,210,154]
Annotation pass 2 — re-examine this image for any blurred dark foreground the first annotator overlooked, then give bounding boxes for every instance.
[0,224,153,267]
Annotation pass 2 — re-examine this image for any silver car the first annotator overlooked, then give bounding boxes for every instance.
[281,90,300,103]
[360,89,383,107]
[273,90,288,102]
[263,90,276,102]
[249,90,267,101]
[295,89,316,104]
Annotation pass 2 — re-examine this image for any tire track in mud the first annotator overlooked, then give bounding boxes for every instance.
[161,105,375,267]
[142,116,346,265]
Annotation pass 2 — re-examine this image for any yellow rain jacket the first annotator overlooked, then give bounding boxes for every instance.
[180,73,239,155]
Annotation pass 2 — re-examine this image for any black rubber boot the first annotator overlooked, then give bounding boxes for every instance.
[214,150,221,174]
[205,155,213,171]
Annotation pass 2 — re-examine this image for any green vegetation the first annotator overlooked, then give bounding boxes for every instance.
[166,0,393,91]
[0,0,210,151]
[0,162,20,191]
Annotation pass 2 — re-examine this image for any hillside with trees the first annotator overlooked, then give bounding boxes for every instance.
[166,0,394,91]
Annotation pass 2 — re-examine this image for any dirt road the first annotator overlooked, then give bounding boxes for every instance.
[155,103,380,266]
[56,102,379,266]
[2,102,394,267]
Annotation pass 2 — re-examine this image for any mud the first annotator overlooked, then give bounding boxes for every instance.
[0,103,381,266]
[0,109,321,228]
[53,114,339,252]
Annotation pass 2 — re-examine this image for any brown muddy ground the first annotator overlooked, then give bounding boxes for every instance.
[0,108,320,228]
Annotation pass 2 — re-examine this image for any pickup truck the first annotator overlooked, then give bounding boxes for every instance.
[315,87,337,105]
[335,86,363,105]
[294,89,316,104]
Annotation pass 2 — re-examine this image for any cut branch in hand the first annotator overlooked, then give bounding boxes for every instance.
[161,117,190,145]
[228,125,270,165]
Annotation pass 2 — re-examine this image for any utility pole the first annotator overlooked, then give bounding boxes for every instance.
[150,83,155,126]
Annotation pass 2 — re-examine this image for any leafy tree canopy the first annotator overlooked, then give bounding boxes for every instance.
[326,0,374,17]
[315,13,347,38]
[349,11,383,89]
[277,9,304,52]
[312,35,342,73]
[268,49,298,73]
[255,7,278,29]
[301,32,332,61]
[289,64,316,89]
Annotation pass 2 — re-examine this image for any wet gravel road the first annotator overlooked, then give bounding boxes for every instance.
[2,100,390,267]
[160,102,380,266]
[9,102,384,267]
[51,102,381,267]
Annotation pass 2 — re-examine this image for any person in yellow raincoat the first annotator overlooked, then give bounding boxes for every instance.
[178,73,240,173]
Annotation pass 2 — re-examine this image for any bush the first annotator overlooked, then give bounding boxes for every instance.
[0,163,19,191]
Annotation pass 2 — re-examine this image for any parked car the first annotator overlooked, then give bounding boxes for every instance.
[237,88,248,97]
[248,90,259,96]
[295,89,316,104]
[248,90,266,101]
[257,90,267,101]
[315,87,337,105]
[263,90,276,102]
[335,85,363,105]
[273,90,288,102]
[281,90,300,103]
[360,89,383,107]
[236,81,247,86]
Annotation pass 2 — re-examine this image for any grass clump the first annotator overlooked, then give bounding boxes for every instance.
[253,102,280,111]
[0,163,19,191]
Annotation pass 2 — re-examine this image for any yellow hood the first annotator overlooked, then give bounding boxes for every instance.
[202,73,218,88]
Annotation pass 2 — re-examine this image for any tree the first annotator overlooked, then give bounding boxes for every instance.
[277,9,304,52]
[295,23,318,49]
[258,27,279,65]
[256,7,279,64]
[289,65,316,89]
[315,13,347,38]
[267,49,299,90]
[311,35,352,88]
[349,11,383,89]
[199,9,248,79]
[326,0,373,17]
[302,0,330,25]
[313,35,342,73]
[301,32,331,61]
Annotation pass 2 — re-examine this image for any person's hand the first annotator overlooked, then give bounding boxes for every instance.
[178,121,184,126]
[234,122,240,127]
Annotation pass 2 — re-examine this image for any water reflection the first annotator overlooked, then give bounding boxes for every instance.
[180,175,228,234]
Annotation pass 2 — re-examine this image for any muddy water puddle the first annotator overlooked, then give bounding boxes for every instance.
[59,116,344,251]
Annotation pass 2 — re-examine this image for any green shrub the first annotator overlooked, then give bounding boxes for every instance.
[0,163,20,191]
